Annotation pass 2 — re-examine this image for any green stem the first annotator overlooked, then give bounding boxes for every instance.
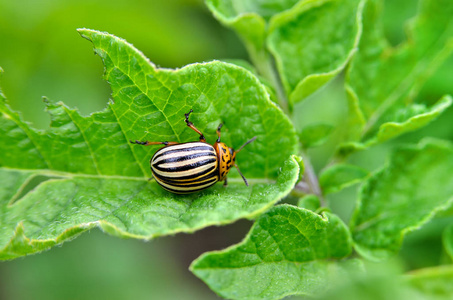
[301,151,326,207]
[247,44,326,206]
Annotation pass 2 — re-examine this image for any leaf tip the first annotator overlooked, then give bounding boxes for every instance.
[76,28,96,41]
[41,96,50,105]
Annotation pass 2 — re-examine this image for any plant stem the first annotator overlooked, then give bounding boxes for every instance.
[301,151,326,207]
[248,44,325,206]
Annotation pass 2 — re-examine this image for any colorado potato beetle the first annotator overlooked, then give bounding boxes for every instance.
[130,110,256,194]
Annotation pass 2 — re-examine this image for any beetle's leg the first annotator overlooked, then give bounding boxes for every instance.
[216,123,223,142]
[223,177,228,187]
[184,109,206,142]
[129,140,179,146]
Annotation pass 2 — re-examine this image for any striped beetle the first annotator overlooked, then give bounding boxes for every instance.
[130,110,256,194]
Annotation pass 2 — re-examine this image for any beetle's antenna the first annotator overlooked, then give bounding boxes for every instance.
[236,136,257,153]
[216,123,223,142]
[234,164,249,186]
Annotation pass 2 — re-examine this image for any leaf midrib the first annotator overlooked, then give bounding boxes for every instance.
[0,166,276,183]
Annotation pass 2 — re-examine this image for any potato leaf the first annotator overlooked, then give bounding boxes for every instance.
[342,0,453,152]
[268,0,364,104]
[206,0,364,106]
[320,164,369,195]
[350,139,453,261]
[0,29,300,260]
[190,205,358,299]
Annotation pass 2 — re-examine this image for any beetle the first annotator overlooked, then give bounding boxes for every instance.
[130,109,256,194]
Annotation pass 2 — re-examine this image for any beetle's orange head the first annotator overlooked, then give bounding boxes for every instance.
[214,136,256,185]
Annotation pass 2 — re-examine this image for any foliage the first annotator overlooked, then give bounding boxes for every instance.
[1,0,453,299]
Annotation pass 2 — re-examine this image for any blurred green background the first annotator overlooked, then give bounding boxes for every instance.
[0,0,452,299]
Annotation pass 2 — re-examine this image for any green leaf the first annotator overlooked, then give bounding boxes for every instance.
[190,205,356,299]
[222,58,279,104]
[299,123,333,148]
[205,0,301,56]
[268,0,364,103]
[297,194,320,211]
[406,266,453,299]
[372,95,453,144]
[0,29,300,260]
[207,0,364,106]
[319,264,413,300]
[350,139,453,261]
[336,95,452,157]
[443,224,453,261]
[345,0,453,144]
[320,164,369,195]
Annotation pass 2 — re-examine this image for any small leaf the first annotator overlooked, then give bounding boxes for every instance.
[406,266,453,298]
[350,139,453,261]
[372,95,452,144]
[320,164,369,195]
[190,205,355,299]
[268,0,364,103]
[0,29,299,259]
[345,0,453,145]
[299,123,334,148]
[336,95,452,156]
[204,0,295,57]
[298,194,321,211]
[443,224,453,261]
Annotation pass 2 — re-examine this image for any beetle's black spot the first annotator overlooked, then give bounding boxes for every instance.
[222,156,225,162]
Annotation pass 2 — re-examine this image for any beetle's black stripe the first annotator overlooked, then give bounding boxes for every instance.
[159,184,217,194]
[152,164,217,181]
[152,158,217,172]
[153,145,214,161]
[154,176,218,194]
[154,173,217,186]
[160,176,217,188]
[152,162,217,181]
[153,152,216,166]
[153,170,218,185]
[149,141,219,194]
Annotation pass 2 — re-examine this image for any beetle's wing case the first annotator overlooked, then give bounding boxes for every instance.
[150,142,219,194]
